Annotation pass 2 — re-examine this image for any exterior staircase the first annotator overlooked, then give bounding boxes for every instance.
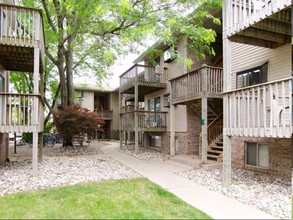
[207,135,223,162]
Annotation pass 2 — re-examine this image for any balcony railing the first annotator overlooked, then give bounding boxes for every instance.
[225,77,292,138]
[171,65,223,104]
[0,92,44,133]
[226,0,291,37]
[120,111,168,132]
[120,64,167,92]
[96,110,113,120]
[0,4,44,49]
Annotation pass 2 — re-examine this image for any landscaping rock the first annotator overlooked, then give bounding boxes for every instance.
[177,168,291,219]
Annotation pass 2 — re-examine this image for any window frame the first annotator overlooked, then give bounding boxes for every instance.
[163,94,170,108]
[245,142,269,168]
[0,73,4,92]
[236,62,268,89]
[149,135,161,148]
[163,47,177,63]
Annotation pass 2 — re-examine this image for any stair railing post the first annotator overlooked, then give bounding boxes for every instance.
[201,64,208,164]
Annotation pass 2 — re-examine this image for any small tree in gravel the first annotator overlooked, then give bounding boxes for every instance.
[53,105,105,147]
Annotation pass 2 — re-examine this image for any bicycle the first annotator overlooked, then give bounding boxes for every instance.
[24,133,62,148]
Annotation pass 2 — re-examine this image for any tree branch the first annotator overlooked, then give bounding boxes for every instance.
[41,0,57,33]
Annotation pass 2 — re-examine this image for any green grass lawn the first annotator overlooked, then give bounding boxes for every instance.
[0,178,211,219]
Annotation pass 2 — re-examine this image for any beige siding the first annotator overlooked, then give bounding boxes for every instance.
[231,43,291,90]
[144,89,187,132]
[81,91,94,111]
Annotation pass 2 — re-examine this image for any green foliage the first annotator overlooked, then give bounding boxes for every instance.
[53,105,105,145]
[0,178,212,219]
[16,0,222,109]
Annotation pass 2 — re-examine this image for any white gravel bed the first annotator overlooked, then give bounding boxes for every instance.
[0,156,140,196]
[120,146,169,161]
[178,168,291,219]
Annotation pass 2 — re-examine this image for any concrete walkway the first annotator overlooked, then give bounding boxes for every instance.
[101,142,278,220]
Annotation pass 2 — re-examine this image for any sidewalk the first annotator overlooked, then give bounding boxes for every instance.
[101,142,278,220]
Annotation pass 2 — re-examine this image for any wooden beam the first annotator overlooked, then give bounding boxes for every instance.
[229,34,283,48]
[253,21,291,35]
[238,27,291,44]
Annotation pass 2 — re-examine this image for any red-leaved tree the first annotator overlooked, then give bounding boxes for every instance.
[53,105,105,146]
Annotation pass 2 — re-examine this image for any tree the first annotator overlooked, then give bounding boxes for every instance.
[53,105,105,146]
[14,0,221,144]
[18,0,221,108]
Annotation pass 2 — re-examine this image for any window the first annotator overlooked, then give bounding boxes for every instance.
[0,74,4,92]
[150,136,161,148]
[163,94,170,107]
[246,142,269,168]
[237,63,268,88]
[154,56,160,66]
[164,47,177,63]
[148,97,160,111]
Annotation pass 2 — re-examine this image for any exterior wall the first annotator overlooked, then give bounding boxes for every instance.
[0,66,8,164]
[230,43,291,90]
[231,136,292,181]
[144,89,187,132]
[78,90,94,111]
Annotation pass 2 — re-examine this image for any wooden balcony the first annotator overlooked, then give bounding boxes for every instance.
[224,77,292,138]
[171,66,223,105]
[119,65,167,101]
[120,111,168,132]
[0,3,45,72]
[225,0,292,48]
[96,110,113,120]
[0,92,44,133]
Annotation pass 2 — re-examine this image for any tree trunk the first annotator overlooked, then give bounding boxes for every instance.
[66,33,75,106]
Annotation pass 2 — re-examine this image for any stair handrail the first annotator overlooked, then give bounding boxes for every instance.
[207,113,223,145]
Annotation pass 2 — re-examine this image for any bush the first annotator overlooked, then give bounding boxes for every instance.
[53,105,105,146]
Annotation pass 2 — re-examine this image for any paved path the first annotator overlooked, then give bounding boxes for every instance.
[101,141,278,220]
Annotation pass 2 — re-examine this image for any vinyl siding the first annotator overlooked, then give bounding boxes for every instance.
[81,91,94,111]
[144,89,187,132]
[231,43,291,90]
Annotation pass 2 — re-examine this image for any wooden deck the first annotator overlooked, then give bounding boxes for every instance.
[119,64,167,98]
[225,0,292,48]
[224,77,292,138]
[0,93,44,133]
[120,111,168,132]
[0,3,45,72]
[170,66,223,105]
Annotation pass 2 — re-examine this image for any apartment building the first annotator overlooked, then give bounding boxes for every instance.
[222,0,292,185]
[119,9,224,164]
[74,86,120,139]
[0,1,45,175]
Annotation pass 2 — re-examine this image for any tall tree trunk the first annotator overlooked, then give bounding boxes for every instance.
[66,33,75,106]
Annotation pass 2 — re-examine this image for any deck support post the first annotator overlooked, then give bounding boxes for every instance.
[201,65,208,164]
[134,84,139,153]
[32,132,38,176]
[170,104,175,156]
[32,44,40,175]
[223,0,232,187]
[223,134,232,187]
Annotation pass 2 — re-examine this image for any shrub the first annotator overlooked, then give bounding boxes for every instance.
[53,105,105,146]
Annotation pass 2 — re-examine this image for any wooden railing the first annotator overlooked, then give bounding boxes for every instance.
[225,77,292,138]
[226,0,291,36]
[0,3,44,49]
[120,111,168,132]
[208,114,223,145]
[96,110,113,120]
[120,64,167,92]
[171,65,223,104]
[0,92,44,133]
